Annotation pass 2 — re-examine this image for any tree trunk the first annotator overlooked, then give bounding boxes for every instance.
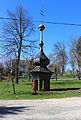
[28,74,31,81]
[11,77,16,94]
[0,75,2,82]
[15,62,19,84]
[56,74,57,81]
[62,65,64,76]
[15,35,22,84]
[55,67,57,81]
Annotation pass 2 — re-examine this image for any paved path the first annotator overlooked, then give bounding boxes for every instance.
[0,97,81,120]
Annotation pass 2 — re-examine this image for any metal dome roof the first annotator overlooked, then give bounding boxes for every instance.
[33,49,49,66]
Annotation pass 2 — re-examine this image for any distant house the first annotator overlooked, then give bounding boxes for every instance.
[12,59,28,77]
[18,60,28,76]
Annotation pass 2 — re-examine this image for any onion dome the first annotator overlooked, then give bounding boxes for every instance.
[33,49,49,67]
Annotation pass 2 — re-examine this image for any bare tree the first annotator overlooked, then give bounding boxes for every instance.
[69,49,76,73]
[76,36,81,71]
[4,58,11,76]
[26,58,34,81]
[53,42,68,75]
[48,54,60,80]
[69,36,81,80]
[0,5,36,84]
[70,36,81,72]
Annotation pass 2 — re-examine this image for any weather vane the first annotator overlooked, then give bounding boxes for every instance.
[40,9,44,24]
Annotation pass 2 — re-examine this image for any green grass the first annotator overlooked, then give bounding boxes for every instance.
[57,74,76,79]
[51,74,76,79]
[0,77,81,100]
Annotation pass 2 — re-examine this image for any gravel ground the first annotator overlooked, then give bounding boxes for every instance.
[0,97,81,120]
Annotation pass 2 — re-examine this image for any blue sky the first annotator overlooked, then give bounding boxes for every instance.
[0,0,81,58]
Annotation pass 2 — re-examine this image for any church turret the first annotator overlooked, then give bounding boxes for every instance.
[31,23,52,93]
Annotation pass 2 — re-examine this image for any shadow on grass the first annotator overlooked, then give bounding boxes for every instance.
[21,82,32,85]
[37,88,81,96]
[50,88,80,91]
[38,91,62,96]
[26,83,32,85]
[0,106,30,118]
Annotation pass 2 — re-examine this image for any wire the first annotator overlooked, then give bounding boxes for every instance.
[33,21,81,27]
[0,17,16,20]
[0,17,81,27]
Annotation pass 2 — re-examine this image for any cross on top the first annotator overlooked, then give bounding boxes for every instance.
[40,10,44,24]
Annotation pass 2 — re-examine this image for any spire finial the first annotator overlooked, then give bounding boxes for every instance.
[38,9,45,51]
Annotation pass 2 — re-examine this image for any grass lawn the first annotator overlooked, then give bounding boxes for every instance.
[0,77,81,100]
[52,74,76,79]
